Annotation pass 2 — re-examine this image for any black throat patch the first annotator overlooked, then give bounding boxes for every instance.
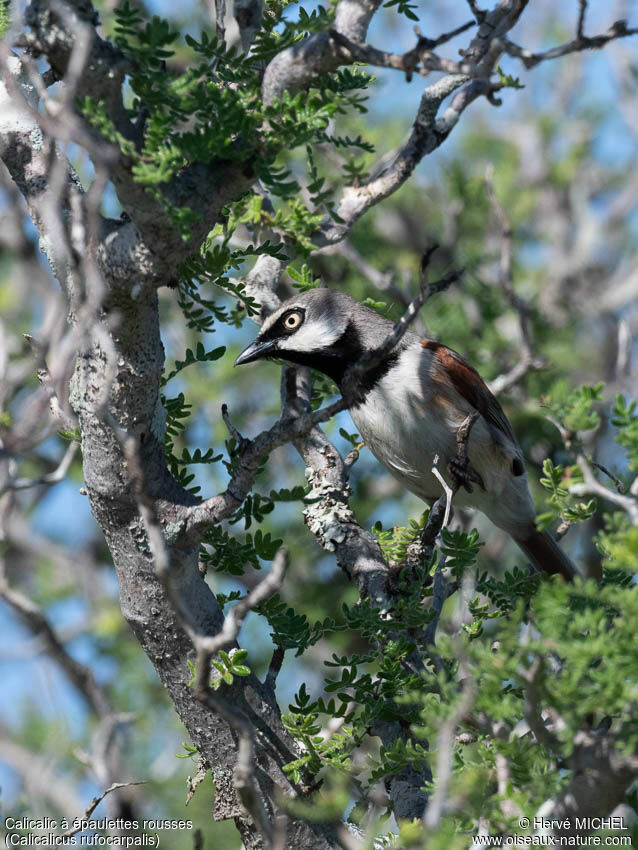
[275,321,401,405]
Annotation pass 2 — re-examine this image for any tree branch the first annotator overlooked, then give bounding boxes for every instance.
[572,454,638,525]
[261,0,383,106]
[328,20,476,81]
[0,440,78,495]
[61,782,147,839]
[314,74,476,247]
[504,20,638,70]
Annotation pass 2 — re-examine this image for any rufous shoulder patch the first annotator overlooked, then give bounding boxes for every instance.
[419,338,517,444]
[420,338,440,351]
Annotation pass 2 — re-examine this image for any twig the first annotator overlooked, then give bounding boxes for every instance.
[431,463,454,531]
[466,0,486,23]
[504,21,638,70]
[185,759,208,807]
[0,441,77,495]
[264,646,286,694]
[423,555,448,647]
[316,240,399,299]
[233,731,273,844]
[330,22,476,81]
[85,712,136,797]
[310,396,349,424]
[419,412,480,562]
[420,20,477,49]
[416,411,480,654]
[573,454,638,525]
[344,449,359,471]
[194,548,288,659]
[489,358,543,397]
[577,0,588,40]
[314,73,478,247]
[615,318,631,378]
[221,402,250,451]
[590,460,626,494]
[197,683,276,842]
[61,782,147,838]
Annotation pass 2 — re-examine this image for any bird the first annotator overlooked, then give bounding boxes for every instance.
[235,288,577,581]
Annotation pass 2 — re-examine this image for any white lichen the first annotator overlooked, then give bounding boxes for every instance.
[164,519,185,544]
[303,478,353,552]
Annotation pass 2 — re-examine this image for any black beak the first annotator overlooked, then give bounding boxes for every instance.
[234,337,277,366]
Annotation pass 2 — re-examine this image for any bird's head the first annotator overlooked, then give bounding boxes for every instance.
[235,289,390,385]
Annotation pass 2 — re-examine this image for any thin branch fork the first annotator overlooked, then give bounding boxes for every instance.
[573,453,638,526]
[466,0,486,24]
[314,73,476,248]
[576,0,587,40]
[193,548,288,660]
[0,440,78,496]
[329,20,476,81]
[185,398,354,536]
[503,19,638,70]
[61,782,147,839]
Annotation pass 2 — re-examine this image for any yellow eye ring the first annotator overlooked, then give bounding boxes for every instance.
[283,311,302,330]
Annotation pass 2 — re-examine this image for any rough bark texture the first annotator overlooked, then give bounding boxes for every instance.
[68,284,336,849]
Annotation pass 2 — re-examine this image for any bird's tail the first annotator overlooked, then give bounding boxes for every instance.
[514,528,579,582]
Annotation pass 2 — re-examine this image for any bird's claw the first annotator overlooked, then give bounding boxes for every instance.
[448,456,485,494]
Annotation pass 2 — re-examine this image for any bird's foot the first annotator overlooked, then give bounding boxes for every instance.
[448,456,485,494]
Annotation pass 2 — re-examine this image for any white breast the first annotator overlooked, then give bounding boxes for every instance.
[348,346,536,536]
[349,347,456,499]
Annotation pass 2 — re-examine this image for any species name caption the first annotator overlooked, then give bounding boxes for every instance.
[3,818,194,847]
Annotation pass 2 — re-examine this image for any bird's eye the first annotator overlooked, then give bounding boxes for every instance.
[283,311,303,331]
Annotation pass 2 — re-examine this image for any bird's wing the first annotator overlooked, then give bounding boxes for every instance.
[420,339,518,446]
